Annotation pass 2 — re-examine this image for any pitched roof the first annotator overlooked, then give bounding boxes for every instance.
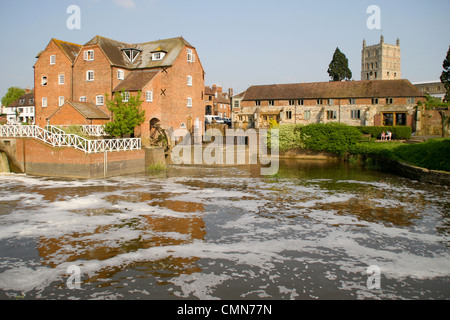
[242,80,424,101]
[8,92,35,108]
[84,35,194,69]
[53,39,82,62]
[114,70,160,92]
[63,101,110,119]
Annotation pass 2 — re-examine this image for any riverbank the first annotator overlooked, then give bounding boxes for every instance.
[348,138,450,185]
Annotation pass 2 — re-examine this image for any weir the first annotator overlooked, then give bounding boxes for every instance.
[0,151,10,173]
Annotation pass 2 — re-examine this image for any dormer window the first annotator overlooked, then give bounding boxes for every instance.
[122,48,141,63]
[151,46,167,61]
[152,52,165,61]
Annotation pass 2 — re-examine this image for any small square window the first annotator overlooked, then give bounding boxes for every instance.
[41,76,48,86]
[42,97,47,108]
[122,91,130,102]
[80,96,87,102]
[187,76,193,86]
[59,96,65,107]
[84,50,94,61]
[50,55,56,65]
[59,74,65,85]
[187,97,192,107]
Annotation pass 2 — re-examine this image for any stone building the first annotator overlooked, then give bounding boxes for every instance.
[361,35,401,81]
[34,36,205,146]
[232,79,425,130]
[413,81,447,101]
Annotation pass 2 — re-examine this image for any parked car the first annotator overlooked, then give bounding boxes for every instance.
[205,115,224,124]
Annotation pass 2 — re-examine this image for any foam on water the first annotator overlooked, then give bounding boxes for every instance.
[0,168,449,299]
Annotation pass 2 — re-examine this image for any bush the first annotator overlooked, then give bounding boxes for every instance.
[267,123,305,152]
[298,122,362,157]
[356,126,412,140]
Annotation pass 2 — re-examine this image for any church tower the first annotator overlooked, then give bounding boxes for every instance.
[361,35,401,80]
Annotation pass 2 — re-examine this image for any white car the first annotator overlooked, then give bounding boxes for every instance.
[205,115,224,124]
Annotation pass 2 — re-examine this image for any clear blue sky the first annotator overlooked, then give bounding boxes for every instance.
[0,0,449,100]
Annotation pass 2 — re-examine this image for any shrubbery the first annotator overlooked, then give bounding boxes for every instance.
[299,123,362,157]
[268,122,362,157]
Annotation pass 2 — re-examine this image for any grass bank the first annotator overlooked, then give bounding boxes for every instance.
[349,138,450,172]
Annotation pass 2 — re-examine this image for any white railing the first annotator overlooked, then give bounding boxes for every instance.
[81,125,108,137]
[0,125,141,153]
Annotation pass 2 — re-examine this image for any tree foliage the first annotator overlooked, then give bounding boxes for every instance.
[1,87,25,107]
[104,91,146,138]
[327,47,352,81]
[440,45,450,102]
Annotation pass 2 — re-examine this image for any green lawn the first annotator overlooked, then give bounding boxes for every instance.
[350,138,450,172]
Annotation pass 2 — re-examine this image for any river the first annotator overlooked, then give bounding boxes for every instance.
[0,160,449,300]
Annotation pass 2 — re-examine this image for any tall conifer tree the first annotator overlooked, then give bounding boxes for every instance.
[327,48,352,81]
[440,45,450,102]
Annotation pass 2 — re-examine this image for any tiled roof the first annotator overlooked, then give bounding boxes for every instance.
[84,35,194,69]
[53,39,82,62]
[8,92,35,107]
[242,80,424,101]
[65,101,110,119]
[114,70,160,92]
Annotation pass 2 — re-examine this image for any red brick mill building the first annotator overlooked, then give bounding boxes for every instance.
[34,36,205,146]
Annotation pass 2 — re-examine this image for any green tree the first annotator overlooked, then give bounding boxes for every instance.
[104,90,146,138]
[1,87,25,107]
[327,47,352,81]
[440,45,450,102]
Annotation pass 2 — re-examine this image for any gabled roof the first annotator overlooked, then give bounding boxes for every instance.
[241,80,425,101]
[50,101,110,120]
[114,69,160,92]
[84,35,194,69]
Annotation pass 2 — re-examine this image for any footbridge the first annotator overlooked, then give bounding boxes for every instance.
[0,125,148,178]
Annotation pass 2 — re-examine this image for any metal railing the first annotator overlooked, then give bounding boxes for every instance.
[0,125,141,153]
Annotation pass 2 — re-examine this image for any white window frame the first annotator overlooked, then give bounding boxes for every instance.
[41,76,48,86]
[187,97,192,107]
[117,69,124,80]
[86,70,94,81]
[152,52,165,61]
[80,96,87,102]
[58,74,65,85]
[187,75,193,86]
[50,55,56,65]
[122,91,130,102]
[145,91,153,102]
[59,96,65,107]
[42,97,47,108]
[187,49,195,63]
[96,95,104,106]
[84,50,94,61]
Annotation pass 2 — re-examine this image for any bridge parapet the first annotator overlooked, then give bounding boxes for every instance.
[0,125,141,153]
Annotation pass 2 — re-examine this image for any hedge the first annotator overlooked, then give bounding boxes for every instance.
[356,126,412,140]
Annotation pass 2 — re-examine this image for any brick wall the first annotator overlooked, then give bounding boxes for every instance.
[72,44,113,115]
[34,40,74,127]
